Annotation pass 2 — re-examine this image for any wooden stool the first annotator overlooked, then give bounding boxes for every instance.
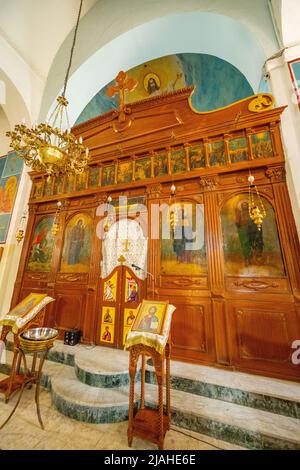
[127,341,171,450]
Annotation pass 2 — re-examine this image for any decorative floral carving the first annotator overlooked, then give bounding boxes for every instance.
[265,166,286,182]
[234,279,279,291]
[199,177,217,190]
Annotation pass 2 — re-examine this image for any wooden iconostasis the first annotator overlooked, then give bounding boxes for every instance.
[11,88,300,381]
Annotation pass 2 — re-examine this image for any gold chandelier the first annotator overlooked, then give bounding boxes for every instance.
[6,0,89,178]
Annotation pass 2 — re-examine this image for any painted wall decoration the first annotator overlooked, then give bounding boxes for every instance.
[65,174,75,193]
[135,157,151,180]
[251,131,273,159]
[0,151,23,243]
[76,171,88,191]
[43,177,53,196]
[229,137,249,163]
[125,274,139,303]
[171,148,186,174]
[154,154,168,177]
[209,141,226,166]
[60,213,93,273]
[75,53,253,125]
[160,202,207,275]
[117,161,133,184]
[221,194,285,277]
[189,143,205,169]
[103,271,118,302]
[100,306,115,343]
[88,166,99,188]
[102,164,115,187]
[288,58,300,110]
[27,217,55,272]
[123,307,138,344]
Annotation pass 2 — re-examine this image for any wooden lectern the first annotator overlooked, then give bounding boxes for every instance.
[127,341,171,450]
[0,293,54,402]
[125,300,175,450]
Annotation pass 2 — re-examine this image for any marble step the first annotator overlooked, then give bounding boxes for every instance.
[74,347,139,388]
[146,361,300,420]
[144,383,300,450]
[3,340,300,420]
[51,367,139,424]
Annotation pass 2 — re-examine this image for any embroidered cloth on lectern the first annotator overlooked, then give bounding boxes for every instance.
[0,293,55,334]
[124,304,175,355]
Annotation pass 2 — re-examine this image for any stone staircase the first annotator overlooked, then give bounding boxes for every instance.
[1,341,300,449]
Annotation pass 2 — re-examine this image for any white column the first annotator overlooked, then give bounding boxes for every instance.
[266,44,300,237]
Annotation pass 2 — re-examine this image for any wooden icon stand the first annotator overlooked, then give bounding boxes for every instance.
[0,309,45,403]
[127,341,171,450]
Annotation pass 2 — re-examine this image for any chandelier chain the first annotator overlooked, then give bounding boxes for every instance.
[62,0,84,98]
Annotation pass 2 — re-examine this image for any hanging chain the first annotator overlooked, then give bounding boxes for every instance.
[62,0,84,98]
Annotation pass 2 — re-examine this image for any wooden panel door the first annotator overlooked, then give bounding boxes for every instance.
[97,266,144,348]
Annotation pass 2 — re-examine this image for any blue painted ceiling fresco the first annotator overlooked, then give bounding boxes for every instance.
[75,53,253,125]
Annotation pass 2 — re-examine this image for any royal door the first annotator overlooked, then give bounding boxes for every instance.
[97,265,145,348]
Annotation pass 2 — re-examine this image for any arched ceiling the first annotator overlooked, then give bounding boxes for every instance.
[39,0,279,124]
[0,0,295,128]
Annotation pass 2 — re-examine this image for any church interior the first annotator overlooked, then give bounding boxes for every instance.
[0,0,300,452]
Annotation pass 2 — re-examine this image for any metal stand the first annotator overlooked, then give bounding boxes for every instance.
[0,345,50,431]
[127,341,171,450]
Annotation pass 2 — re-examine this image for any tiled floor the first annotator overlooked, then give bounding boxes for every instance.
[0,380,243,450]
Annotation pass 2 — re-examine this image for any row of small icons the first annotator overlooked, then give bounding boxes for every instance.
[0,339,300,365]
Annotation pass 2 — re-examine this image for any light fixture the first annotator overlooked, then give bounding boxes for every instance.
[6,0,89,178]
[52,201,62,236]
[248,174,266,231]
[170,184,176,196]
[103,195,114,232]
[15,210,28,243]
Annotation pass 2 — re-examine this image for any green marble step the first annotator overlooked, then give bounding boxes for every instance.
[51,367,139,424]
[4,340,300,421]
[74,348,137,388]
[144,384,300,450]
[145,365,300,420]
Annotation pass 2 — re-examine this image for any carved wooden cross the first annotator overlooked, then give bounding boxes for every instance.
[107,71,138,123]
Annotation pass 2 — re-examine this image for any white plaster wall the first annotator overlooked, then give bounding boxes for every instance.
[266,43,300,237]
[0,107,10,155]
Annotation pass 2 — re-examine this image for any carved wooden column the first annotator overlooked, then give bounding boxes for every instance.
[203,179,229,365]
[266,166,300,329]
[11,203,38,308]
[146,184,162,299]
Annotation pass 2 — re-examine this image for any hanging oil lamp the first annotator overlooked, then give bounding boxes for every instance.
[52,201,62,236]
[15,210,28,243]
[248,174,266,231]
[103,195,113,232]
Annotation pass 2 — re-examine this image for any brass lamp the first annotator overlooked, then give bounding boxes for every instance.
[248,174,266,231]
[6,0,89,178]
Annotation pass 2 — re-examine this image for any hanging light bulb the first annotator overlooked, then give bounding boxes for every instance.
[170,184,176,196]
[248,174,266,231]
